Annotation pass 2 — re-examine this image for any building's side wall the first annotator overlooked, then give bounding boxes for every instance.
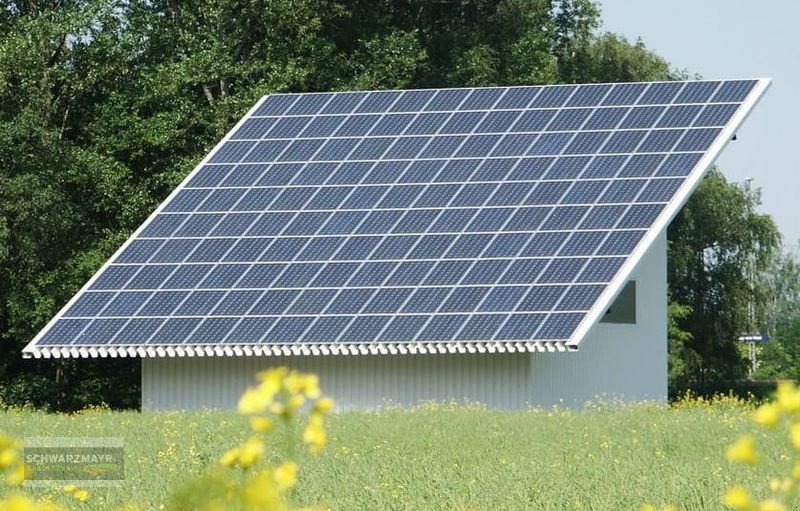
[528,231,668,407]
[142,232,667,411]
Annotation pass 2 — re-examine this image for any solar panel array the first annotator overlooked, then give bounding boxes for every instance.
[25,79,766,357]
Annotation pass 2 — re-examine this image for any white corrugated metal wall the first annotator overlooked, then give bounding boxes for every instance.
[142,232,667,410]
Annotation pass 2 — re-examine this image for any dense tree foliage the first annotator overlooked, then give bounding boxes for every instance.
[0,0,783,409]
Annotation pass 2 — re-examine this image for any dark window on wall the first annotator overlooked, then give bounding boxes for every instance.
[600,280,636,324]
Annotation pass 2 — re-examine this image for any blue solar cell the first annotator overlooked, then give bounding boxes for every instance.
[363,288,413,314]
[657,105,702,128]
[547,108,592,130]
[137,291,187,316]
[392,210,438,234]
[257,163,304,186]
[540,206,588,230]
[334,236,381,260]
[385,261,433,286]
[567,84,613,107]
[236,118,278,139]
[424,89,471,111]
[113,317,164,344]
[141,214,188,238]
[163,189,210,213]
[507,157,552,181]
[500,259,548,285]
[582,154,627,178]
[162,264,213,288]
[450,183,493,207]
[675,128,722,152]
[226,317,276,343]
[519,231,569,257]
[375,185,422,209]
[576,257,624,283]
[186,317,240,343]
[303,186,350,210]
[429,208,476,233]
[440,287,488,312]
[398,159,442,183]
[423,260,473,286]
[313,138,360,160]
[364,160,410,184]
[441,111,486,134]
[260,237,309,261]
[349,261,397,286]
[487,182,535,207]
[243,140,287,162]
[350,137,394,160]
[408,184,452,209]
[383,136,429,159]
[619,106,665,129]
[430,159,476,183]
[517,285,566,311]
[328,161,373,185]
[462,259,509,285]
[305,262,357,289]
[246,212,295,236]
[357,91,402,113]
[637,82,684,105]
[273,263,322,287]
[492,134,538,157]
[461,88,505,110]
[475,110,522,133]
[693,104,738,127]
[597,230,645,256]
[297,237,345,261]
[563,131,611,155]
[326,288,374,314]
[284,212,329,235]
[600,130,646,153]
[530,86,576,108]
[543,155,590,179]
[536,312,583,339]
[250,290,299,315]
[602,83,646,106]
[561,180,608,204]
[655,153,702,177]
[263,316,315,343]
[172,214,223,238]
[617,203,664,228]
[556,285,604,311]
[278,139,325,162]
[505,207,548,231]
[302,316,353,343]
[419,136,466,158]
[484,232,531,258]
[711,80,756,103]
[496,313,546,340]
[270,187,316,210]
[90,264,142,289]
[574,205,619,233]
[675,81,720,103]
[299,115,346,138]
[354,210,402,235]
[511,110,556,132]
[537,258,587,284]
[637,178,683,203]
[456,314,507,340]
[256,94,299,116]
[408,234,456,259]
[404,113,449,136]
[342,185,389,209]
[417,314,467,341]
[321,92,367,114]
[186,238,236,263]
[468,207,513,232]
[528,132,573,155]
[65,291,115,317]
[208,213,258,237]
[371,114,415,136]
[496,87,541,109]
[371,235,419,259]
[379,315,429,342]
[442,234,490,258]
[288,289,337,314]
[125,265,176,290]
[211,290,262,316]
[76,318,128,344]
[210,141,254,163]
[175,290,225,315]
[236,264,286,288]
[470,158,516,181]
[456,134,502,158]
[285,93,333,115]
[479,286,527,312]
[618,153,665,178]
[584,108,627,130]
[147,317,200,344]
[525,181,570,205]
[187,165,232,187]
[390,90,437,112]
[224,238,272,262]
[599,179,645,203]
[559,231,608,256]
[199,264,248,289]
[318,210,364,235]
[267,117,312,139]
[638,129,684,153]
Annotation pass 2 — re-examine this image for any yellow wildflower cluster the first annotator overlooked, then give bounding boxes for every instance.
[0,433,70,511]
[722,381,800,511]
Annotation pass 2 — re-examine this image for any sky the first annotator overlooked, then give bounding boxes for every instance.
[597,0,800,250]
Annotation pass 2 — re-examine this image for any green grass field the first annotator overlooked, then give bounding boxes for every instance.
[1,399,796,510]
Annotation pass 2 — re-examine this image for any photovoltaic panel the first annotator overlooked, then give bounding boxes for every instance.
[24,79,769,358]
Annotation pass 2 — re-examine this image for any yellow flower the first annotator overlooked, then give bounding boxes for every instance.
[303,414,327,454]
[313,397,335,414]
[791,422,800,449]
[238,388,271,415]
[723,485,755,510]
[726,435,759,465]
[250,417,273,433]
[0,448,18,470]
[243,471,285,511]
[792,461,800,480]
[640,505,656,511]
[288,394,306,413]
[221,447,240,467]
[754,403,782,428]
[757,499,786,511]
[302,375,321,399]
[73,489,89,502]
[6,463,25,485]
[238,437,265,469]
[776,381,800,413]
[273,461,298,490]
[63,484,77,494]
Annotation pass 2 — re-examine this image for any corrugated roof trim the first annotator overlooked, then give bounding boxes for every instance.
[23,341,574,359]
